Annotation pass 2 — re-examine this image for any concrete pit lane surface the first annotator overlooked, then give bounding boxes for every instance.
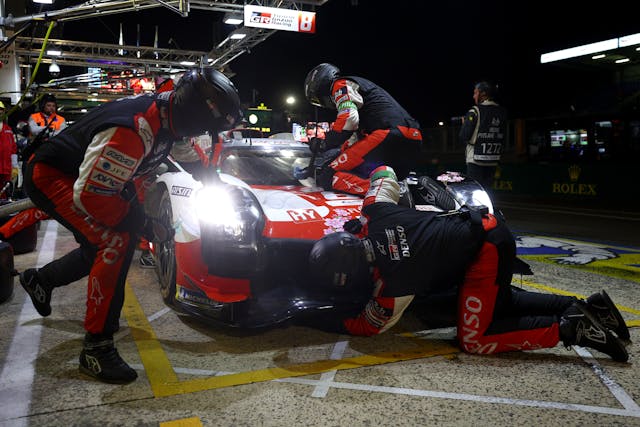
[0,202,639,426]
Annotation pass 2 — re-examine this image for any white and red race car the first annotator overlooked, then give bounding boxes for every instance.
[145,132,367,327]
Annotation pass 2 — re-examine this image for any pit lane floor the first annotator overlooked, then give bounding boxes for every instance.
[1,208,639,427]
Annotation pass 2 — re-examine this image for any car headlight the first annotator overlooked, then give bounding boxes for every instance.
[195,184,265,277]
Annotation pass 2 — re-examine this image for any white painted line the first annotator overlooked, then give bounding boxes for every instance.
[145,356,640,418]
[311,340,348,398]
[576,346,640,411]
[0,221,58,426]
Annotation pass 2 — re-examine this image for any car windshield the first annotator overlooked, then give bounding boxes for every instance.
[219,146,312,186]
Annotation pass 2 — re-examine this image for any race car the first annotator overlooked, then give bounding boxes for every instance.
[144,132,367,328]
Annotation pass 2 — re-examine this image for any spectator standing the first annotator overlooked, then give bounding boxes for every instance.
[459,81,507,191]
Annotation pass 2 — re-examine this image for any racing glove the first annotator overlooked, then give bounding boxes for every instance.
[293,166,310,180]
[308,137,326,154]
[343,218,364,234]
[315,166,336,190]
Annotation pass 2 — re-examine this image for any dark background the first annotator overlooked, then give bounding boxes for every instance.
[19,0,640,126]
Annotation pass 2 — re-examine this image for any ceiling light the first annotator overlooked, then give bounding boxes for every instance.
[230,31,246,40]
[615,58,630,64]
[48,60,60,76]
[180,61,196,66]
[223,12,243,25]
[47,49,62,56]
[591,54,605,60]
[33,0,54,4]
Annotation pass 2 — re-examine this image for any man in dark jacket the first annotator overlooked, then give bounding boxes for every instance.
[459,81,507,191]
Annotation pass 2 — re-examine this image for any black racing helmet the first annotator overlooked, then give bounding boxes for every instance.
[309,231,371,291]
[171,68,243,138]
[304,63,340,109]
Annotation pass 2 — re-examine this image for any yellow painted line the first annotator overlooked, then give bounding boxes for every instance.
[124,283,178,395]
[123,283,458,398]
[520,253,640,284]
[159,417,203,427]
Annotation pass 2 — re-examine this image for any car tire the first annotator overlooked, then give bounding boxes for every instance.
[153,185,177,306]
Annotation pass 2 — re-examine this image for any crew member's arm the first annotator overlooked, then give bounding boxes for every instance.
[458,106,479,145]
[323,78,363,150]
[28,114,47,138]
[73,126,147,227]
[343,271,414,336]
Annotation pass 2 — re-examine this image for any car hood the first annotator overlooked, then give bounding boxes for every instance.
[250,185,363,239]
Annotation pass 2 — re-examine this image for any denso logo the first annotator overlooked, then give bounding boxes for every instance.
[171,186,192,197]
[104,148,136,168]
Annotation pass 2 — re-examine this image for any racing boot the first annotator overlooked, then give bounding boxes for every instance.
[79,333,138,384]
[586,290,631,343]
[19,268,52,317]
[559,301,628,362]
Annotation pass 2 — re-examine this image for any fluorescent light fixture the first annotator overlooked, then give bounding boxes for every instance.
[230,31,246,40]
[47,49,62,56]
[223,12,243,25]
[540,38,618,63]
[615,58,630,64]
[591,54,606,60]
[618,33,640,47]
[33,0,54,4]
[180,61,196,66]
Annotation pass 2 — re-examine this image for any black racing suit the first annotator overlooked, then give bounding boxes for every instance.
[318,76,422,196]
[322,167,574,355]
[22,93,174,335]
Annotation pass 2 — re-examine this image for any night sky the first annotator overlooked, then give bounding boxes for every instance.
[41,0,640,126]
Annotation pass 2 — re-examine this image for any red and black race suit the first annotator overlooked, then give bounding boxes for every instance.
[23,94,173,335]
[322,76,422,195]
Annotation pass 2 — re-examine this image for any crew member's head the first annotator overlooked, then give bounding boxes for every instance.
[309,231,374,292]
[473,81,496,105]
[304,63,340,109]
[40,94,58,116]
[169,68,243,138]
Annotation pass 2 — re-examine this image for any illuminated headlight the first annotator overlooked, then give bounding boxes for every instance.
[452,187,494,214]
[195,185,261,242]
[196,184,264,277]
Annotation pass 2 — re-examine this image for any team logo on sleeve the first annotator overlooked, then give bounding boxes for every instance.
[104,148,136,168]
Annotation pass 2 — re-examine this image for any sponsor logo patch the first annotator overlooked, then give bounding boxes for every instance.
[89,169,124,188]
[85,184,118,196]
[171,186,192,197]
[104,147,136,168]
[97,157,132,180]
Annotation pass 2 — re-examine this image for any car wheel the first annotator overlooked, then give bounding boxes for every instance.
[155,187,177,305]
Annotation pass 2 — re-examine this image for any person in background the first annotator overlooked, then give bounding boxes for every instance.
[28,93,67,140]
[459,81,507,191]
[19,69,243,384]
[0,101,18,198]
[307,166,630,362]
[301,63,422,196]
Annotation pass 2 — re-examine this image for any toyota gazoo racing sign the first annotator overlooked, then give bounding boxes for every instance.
[244,5,316,33]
